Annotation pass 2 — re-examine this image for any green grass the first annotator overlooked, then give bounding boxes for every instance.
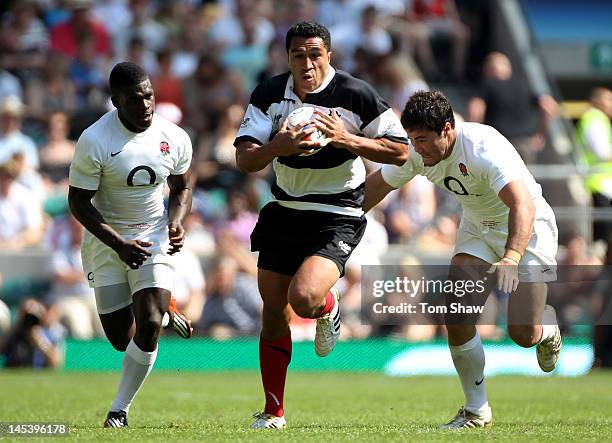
[0,371,610,441]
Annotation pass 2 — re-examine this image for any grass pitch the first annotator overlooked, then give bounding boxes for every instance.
[0,370,610,442]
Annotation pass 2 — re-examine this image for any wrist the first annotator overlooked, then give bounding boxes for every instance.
[503,248,522,264]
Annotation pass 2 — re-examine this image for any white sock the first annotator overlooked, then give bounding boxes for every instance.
[539,305,557,344]
[110,339,158,413]
[449,332,489,414]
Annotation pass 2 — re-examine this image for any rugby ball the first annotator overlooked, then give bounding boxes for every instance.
[286,106,330,156]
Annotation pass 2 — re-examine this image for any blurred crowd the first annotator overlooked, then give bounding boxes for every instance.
[0,0,610,368]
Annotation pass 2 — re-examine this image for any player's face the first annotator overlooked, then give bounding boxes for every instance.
[408,123,453,166]
[288,37,331,96]
[115,78,155,133]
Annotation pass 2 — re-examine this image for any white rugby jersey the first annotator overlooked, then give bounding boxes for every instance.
[69,110,192,234]
[382,122,547,224]
[234,66,408,217]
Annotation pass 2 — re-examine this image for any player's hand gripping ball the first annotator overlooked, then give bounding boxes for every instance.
[286,106,330,156]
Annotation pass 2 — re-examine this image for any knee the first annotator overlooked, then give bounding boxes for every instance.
[108,335,131,352]
[508,325,539,348]
[446,325,476,346]
[135,308,163,337]
[287,286,319,318]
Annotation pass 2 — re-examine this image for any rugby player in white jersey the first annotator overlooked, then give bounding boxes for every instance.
[68,62,193,428]
[364,91,562,429]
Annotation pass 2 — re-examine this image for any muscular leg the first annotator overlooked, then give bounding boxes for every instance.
[258,269,293,417]
[446,253,492,415]
[507,282,548,348]
[95,283,136,351]
[99,308,135,351]
[109,287,170,414]
[288,255,340,319]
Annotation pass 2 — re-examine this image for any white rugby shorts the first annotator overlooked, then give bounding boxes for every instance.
[453,204,558,283]
[81,224,175,313]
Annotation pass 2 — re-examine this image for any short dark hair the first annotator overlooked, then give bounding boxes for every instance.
[285,21,331,52]
[109,62,148,96]
[401,90,455,134]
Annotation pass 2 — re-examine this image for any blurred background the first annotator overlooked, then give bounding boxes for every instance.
[0,0,611,375]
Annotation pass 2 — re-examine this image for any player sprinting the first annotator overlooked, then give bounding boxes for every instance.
[364,91,562,429]
[68,62,193,428]
[234,21,409,429]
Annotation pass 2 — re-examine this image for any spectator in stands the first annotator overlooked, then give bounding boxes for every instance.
[151,49,183,111]
[24,52,77,121]
[331,5,393,72]
[467,52,558,164]
[120,36,159,78]
[182,54,243,141]
[409,0,470,81]
[0,69,23,104]
[0,298,65,368]
[209,0,275,50]
[0,96,38,170]
[221,8,269,92]
[256,40,288,84]
[197,255,262,338]
[171,246,206,325]
[0,0,48,79]
[384,175,437,243]
[69,35,108,108]
[575,87,612,242]
[10,151,46,202]
[46,216,102,339]
[50,0,111,58]
[0,159,44,251]
[114,0,167,57]
[370,53,429,115]
[39,111,76,184]
[220,189,259,247]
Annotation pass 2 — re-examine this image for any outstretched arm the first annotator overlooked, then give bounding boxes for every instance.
[363,169,398,212]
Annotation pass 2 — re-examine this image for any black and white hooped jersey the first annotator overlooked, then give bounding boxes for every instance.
[234,66,408,217]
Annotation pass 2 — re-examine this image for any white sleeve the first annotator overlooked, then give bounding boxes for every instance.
[172,129,193,175]
[69,130,103,190]
[234,83,273,146]
[481,133,527,194]
[380,146,420,188]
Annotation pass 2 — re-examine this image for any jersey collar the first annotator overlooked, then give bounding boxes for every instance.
[285,66,336,102]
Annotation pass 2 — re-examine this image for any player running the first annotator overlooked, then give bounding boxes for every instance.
[68,62,193,428]
[235,21,409,429]
[364,91,562,429]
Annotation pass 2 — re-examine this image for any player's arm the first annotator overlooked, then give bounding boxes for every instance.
[499,179,536,260]
[486,180,535,293]
[314,110,408,165]
[363,168,398,212]
[235,120,320,173]
[166,173,192,255]
[68,186,151,268]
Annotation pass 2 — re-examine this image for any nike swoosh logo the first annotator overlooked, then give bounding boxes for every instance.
[111,150,123,157]
[475,377,484,386]
[541,268,551,273]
